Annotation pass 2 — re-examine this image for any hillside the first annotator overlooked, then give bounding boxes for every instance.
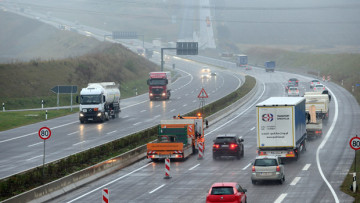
[0,10,158,109]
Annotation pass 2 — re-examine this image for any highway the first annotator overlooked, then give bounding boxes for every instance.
[1,1,359,202]
[0,56,243,179]
[46,68,358,203]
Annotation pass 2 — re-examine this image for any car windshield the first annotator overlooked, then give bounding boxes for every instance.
[215,137,236,143]
[211,187,234,195]
[315,85,324,87]
[254,159,277,166]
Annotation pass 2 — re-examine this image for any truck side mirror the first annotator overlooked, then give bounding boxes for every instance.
[165,79,168,85]
[76,96,79,103]
[103,95,106,103]
[147,79,150,85]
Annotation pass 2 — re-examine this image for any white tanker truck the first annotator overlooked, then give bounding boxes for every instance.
[76,82,121,123]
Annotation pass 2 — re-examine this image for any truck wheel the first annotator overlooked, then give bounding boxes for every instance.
[251,180,257,185]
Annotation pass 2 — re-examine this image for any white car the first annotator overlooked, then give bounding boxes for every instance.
[313,84,326,92]
[202,66,211,72]
[310,79,320,89]
[288,86,300,97]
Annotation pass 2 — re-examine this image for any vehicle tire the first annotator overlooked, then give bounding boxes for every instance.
[236,152,241,160]
[295,151,300,161]
[213,154,217,160]
[251,180,256,185]
[241,148,244,158]
[279,177,284,184]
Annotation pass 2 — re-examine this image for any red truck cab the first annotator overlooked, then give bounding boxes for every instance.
[147,72,171,101]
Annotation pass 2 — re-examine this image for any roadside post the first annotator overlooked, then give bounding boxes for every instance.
[102,188,109,203]
[2,103,4,112]
[41,99,44,109]
[198,142,204,160]
[38,127,52,177]
[45,110,48,120]
[164,156,171,179]
[349,135,360,192]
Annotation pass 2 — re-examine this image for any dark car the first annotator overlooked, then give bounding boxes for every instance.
[206,182,247,203]
[213,134,244,160]
[288,78,299,86]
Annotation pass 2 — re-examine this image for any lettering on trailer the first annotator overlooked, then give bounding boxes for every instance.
[198,88,208,98]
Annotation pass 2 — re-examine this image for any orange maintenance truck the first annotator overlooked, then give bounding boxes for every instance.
[147,114,205,161]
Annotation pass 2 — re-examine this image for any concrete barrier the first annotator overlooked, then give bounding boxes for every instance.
[3,145,147,203]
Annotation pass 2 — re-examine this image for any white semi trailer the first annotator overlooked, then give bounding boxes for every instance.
[256,97,307,160]
[76,82,120,123]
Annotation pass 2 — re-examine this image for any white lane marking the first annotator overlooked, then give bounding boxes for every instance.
[122,115,129,119]
[290,177,301,186]
[26,155,42,161]
[140,110,146,113]
[154,115,160,119]
[67,131,79,136]
[193,100,197,103]
[133,122,142,126]
[274,193,287,203]
[183,104,187,107]
[155,105,160,108]
[316,86,340,203]
[170,109,176,112]
[189,164,200,171]
[302,164,311,171]
[107,130,117,135]
[28,142,42,147]
[250,127,255,131]
[149,184,166,194]
[67,163,151,203]
[205,82,266,136]
[185,94,189,96]
[242,163,252,170]
[0,121,78,144]
[73,141,85,146]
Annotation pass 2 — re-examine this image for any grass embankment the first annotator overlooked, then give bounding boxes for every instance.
[0,43,158,110]
[0,110,74,131]
[0,75,256,201]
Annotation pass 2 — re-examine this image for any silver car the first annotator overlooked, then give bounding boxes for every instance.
[313,84,325,92]
[287,86,300,97]
[251,156,285,184]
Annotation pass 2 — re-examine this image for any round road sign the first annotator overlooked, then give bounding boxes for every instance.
[349,136,360,150]
[38,127,52,140]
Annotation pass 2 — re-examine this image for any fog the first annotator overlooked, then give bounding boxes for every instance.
[2,0,360,53]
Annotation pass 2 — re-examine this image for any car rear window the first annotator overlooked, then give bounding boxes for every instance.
[254,159,277,166]
[315,84,323,87]
[215,137,236,143]
[289,87,297,90]
[211,187,234,195]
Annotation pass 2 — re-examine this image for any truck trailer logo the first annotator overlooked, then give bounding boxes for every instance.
[262,114,273,122]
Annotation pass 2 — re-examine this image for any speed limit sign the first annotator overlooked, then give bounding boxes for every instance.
[38,127,52,140]
[349,136,360,150]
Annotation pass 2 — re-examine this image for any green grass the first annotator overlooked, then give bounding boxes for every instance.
[0,110,75,131]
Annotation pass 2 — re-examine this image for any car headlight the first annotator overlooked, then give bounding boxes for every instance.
[79,113,84,117]
[162,92,166,96]
[150,93,153,96]
[97,112,102,117]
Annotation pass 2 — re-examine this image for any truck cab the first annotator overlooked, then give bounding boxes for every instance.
[147,72,171,101]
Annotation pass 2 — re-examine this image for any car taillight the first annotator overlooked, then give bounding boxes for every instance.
[230,144,238,149]
[259,151,266,155]
[323,87,325,90]
[213,144,220,149]
[252,166,255,172]
[276,166,280,172]
[288,81,291,83]
[313,87,316,90]
[296,80,299,83]
[316,130,322,134]
[296,90,299,93]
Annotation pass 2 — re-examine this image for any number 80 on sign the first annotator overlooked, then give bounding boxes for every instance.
[349,136,360,150]
[38,127,52,140]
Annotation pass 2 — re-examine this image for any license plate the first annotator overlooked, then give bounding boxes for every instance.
[260,172,272,176]
[88,118,93,121]
[222,145,229,148]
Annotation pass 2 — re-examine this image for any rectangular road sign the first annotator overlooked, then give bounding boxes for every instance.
[51,85,77,94]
